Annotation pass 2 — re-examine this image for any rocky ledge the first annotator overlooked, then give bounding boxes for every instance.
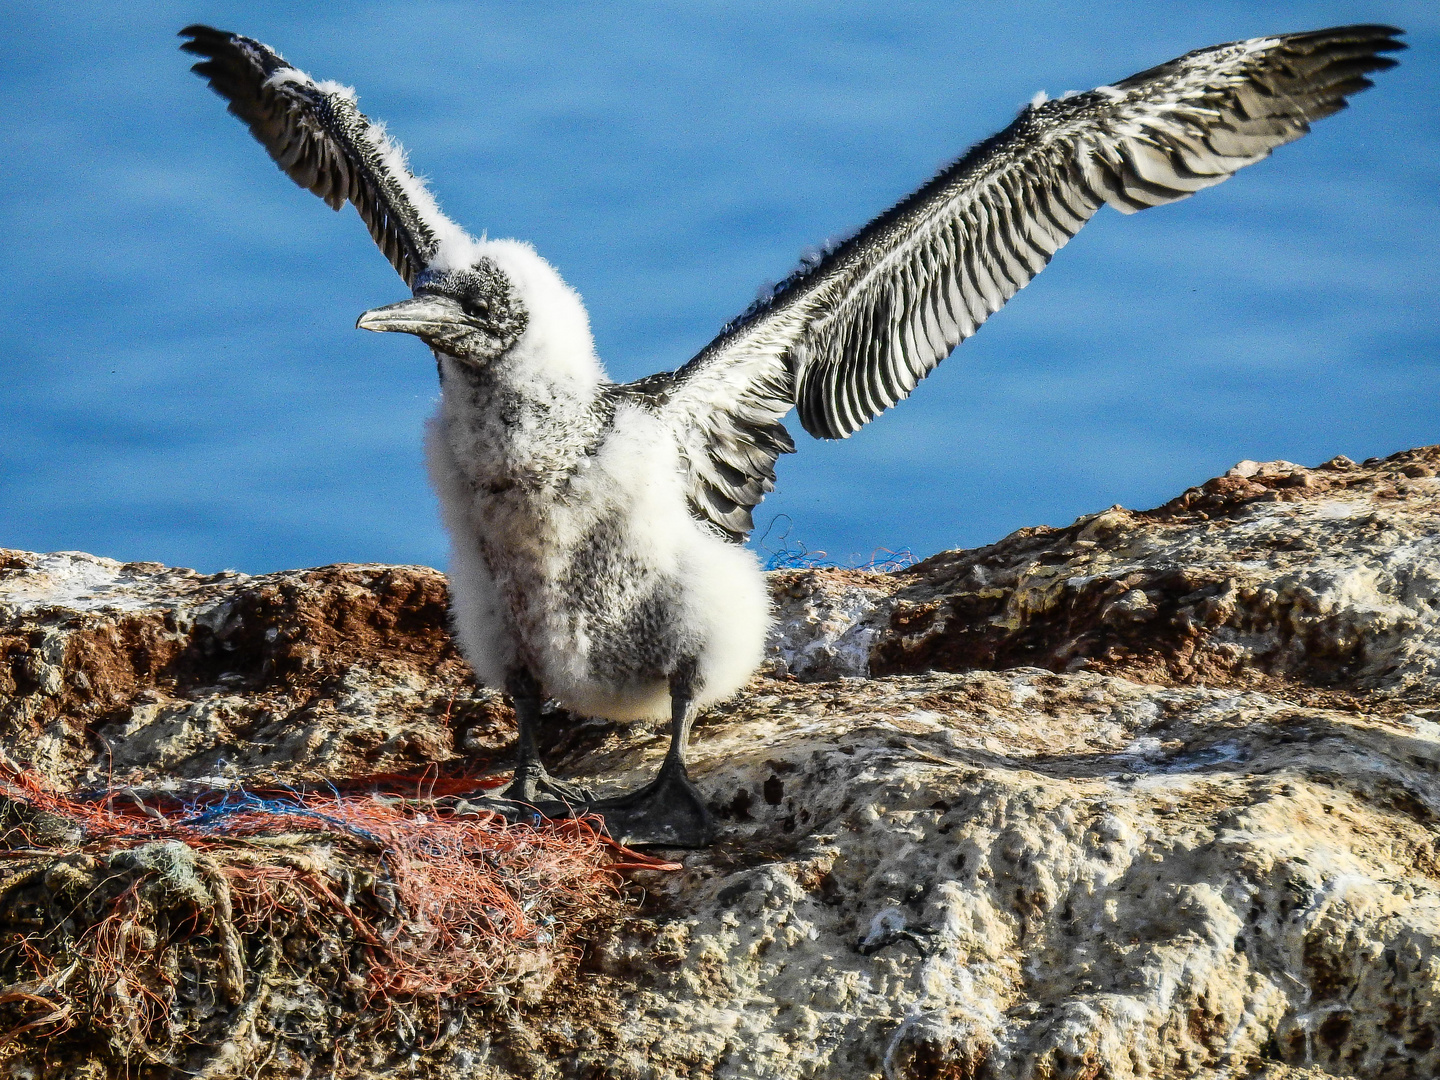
[1,445,1439,1079]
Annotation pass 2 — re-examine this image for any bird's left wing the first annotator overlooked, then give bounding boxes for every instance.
[645,23,1403,541]
[181,25,464,286]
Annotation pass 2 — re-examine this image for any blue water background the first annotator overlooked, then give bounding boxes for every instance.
[1,2,1436,574]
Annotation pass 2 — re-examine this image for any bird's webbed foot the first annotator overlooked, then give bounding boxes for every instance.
[590,755,715,848]
[497,763,595,813]
[590,660,715,848]
[472,764,596,826]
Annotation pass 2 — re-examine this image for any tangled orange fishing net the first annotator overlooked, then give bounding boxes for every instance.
[0,763,677,1060]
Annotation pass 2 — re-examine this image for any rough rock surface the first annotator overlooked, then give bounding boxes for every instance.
[3,445,1440,1078]
[769,447,1440,707]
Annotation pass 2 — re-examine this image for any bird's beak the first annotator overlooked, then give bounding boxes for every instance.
[356,295,471,336]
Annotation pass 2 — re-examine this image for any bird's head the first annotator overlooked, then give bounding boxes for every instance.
[356,259,528,363]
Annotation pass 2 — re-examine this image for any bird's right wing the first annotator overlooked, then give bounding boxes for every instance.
[181,25,465,286]
[647,23,1404,539]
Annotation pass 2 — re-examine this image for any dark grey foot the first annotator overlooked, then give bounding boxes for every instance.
[501,769,595,808]
[591,760,715,848]
[479,767,595,822]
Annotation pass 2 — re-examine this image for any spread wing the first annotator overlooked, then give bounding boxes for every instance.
[181,25,467,286]
[643,24,1403,540]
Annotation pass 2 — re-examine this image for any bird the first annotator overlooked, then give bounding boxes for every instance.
[181,23,1403,846]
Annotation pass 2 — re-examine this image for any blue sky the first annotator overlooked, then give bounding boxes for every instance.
[1,3,1435,574]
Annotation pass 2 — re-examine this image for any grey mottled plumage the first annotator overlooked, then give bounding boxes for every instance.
[182,24,1403,845]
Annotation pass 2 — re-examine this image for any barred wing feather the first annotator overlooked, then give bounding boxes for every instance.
[181,25,463,287]
[655,24,1403,539]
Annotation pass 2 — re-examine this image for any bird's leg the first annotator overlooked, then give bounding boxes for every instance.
[592,659,715,848]
[494,668,594,812]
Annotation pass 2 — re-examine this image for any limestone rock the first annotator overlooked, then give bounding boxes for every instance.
[776,446,1440,710]
[2,446,1439,1078]
[0,552,505,788]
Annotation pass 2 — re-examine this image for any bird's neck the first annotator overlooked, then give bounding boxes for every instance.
[434,351,608,491]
